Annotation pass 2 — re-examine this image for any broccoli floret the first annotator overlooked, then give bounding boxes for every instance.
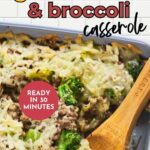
[126,60,142,80]
[104,88,117,104]
[58,77,83,105]
[58,84,77,105]
[66,77,82,97]
[104,88,126,105]
[25,129,41,142]
[58,130,81,150]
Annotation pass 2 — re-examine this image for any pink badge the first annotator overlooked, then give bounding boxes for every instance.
[19,81,59,120]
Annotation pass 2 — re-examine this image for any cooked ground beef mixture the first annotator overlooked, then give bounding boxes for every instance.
[0,32,146,150]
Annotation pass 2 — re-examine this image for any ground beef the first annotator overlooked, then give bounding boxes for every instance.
[7,103,21,120]
[57,100,78,131]
[1,76,28,102]
[0,85,3,97]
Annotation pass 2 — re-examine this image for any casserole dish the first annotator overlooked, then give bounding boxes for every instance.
[0,23,149,150]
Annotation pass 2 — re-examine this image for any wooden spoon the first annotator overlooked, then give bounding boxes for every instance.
[87,58,150,150]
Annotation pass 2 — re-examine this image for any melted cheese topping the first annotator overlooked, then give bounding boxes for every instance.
[49,46,133,97]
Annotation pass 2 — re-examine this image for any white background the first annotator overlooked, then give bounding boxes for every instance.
[0,0,150,43]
